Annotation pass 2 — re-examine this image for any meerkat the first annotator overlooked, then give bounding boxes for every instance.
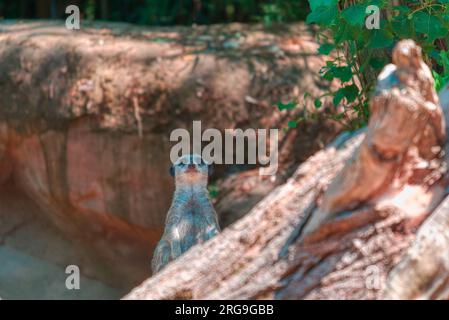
[151,154,220,274]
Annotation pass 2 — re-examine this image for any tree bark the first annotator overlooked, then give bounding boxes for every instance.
[381,82,449,300]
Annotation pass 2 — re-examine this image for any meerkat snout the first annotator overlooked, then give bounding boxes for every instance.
[169,154,213,182]
[151,154,220,274]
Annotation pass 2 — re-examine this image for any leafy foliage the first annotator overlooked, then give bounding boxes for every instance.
[280,1,449,131]
[208,184,219,199]
[0,0,309,26]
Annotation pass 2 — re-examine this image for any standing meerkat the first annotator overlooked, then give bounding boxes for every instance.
[151,154,220,274]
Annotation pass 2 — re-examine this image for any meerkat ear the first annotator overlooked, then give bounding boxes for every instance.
[169,165,175,177]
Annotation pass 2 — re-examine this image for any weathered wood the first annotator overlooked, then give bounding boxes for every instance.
[382,195,449,299]
[381,80,449,300]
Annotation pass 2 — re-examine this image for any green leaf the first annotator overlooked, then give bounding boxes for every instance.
[430,50,440,61]
[322,69,334,81]
[334,84,359,105]
[318,43,335,55]
[443,77,449,89]
[439,51,449,74]
[393,5,411,13]
[287,120,298,128]
[314,99,322,108]
[369,57,387,70]
[333,89,345,106]
[342,84,359,103]
[412,12,447,42]
[392,15,413,39]
[208,185,219,198]
[442,11,449,26]
[333,66,353,82]
[334,22,361,44]
[306,5,337,25]
[421,43,437,55]
[308,0,338,11]
[276,101,296,111]
[433,70,442,92]
[370,0,386,8]
[341,5,366,26]
[432,70,449,92]
[368,29,394,49]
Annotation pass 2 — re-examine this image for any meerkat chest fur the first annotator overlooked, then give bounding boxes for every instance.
[167,185,219,250]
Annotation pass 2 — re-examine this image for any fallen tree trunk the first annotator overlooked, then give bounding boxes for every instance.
[125,40,449,300]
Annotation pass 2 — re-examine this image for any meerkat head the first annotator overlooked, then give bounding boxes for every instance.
[170,154,213,187]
